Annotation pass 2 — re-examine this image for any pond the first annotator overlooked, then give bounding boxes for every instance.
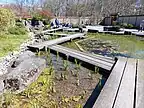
[62,33,144,59]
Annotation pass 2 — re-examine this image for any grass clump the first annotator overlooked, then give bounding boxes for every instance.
[8,21,28,35]
[0,34,28,57]
[8,26,27,35]
[0,21,28,57]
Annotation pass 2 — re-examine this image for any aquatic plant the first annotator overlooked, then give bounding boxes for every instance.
[88,71,93,80]
[63,60,68,71]
[75,58,78,67]
[56,51,59,62]
[98,76,102,87]
[95,66,99,74]
[63,59,69,80]
[48,48,50,54]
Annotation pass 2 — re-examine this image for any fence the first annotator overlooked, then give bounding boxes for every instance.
[103,15,144,27]
[51,17,99,25]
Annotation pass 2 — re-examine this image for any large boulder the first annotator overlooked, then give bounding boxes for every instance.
[2,57,46,93]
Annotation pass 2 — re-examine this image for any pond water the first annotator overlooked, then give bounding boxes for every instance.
[77,33,144,59]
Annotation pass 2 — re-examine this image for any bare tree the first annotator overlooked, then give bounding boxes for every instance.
[15,0,27,16]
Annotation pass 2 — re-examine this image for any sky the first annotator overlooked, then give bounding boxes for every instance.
[0,0,15,4]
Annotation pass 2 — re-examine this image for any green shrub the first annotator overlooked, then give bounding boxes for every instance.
[15,22,25,28]
[31,16,40,26]
[8,26,27,35]
[120,23,134,29]
[0,8,15,33]
[127,24,134,29]
[43,20,50,25]
[120,23,128,28]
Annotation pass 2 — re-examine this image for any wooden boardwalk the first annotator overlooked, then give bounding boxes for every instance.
[27,33,85,50]
[93,58,144,108]
[49,45,115,71]
[44,32,68,37]
[132,31,144,36]
[41,28,63,34]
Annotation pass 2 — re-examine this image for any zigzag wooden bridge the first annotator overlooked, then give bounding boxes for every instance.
[44,32,68,37]
[28,33,115,71]
[28,33,85,50]
[27,32,144,108]
[49,45,115,71]
[93,58,144,108]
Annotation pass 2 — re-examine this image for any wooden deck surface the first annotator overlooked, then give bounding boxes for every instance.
[136,59,144,108]
[132,32,144,36]
[93,58,144,108]
[44,32,68,37]
[41,28,63,34]
[27,33,85,50]
[49,45,115,71]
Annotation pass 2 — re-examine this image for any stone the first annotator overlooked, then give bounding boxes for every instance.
[2,57,46,93]
[11,51,35,68]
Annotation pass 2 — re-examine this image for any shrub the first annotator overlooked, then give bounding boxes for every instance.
[127,24,134,29]
[15,22,25,28]
[43,20,50,25]
[31,16,40,26]
[0,8,15,33]
[120,23,128,28]
[120,23,134,29]
[8,26,27,35]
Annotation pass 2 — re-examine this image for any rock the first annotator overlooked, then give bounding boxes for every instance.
[11,51,35,68]
[3,78,20,91]
[3,57,46,93]
[0,66,8,76]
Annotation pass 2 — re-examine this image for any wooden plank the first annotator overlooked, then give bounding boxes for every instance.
[136,59,144,108]
[93,58,127,108]
[49,45,114,71]
[132,32,144,36]
[41,28,63,34]
[44,33,68,37]
[54,45,115,64]
[27,33,84,50]
[113,59,137,108]
[63,28,79,32]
